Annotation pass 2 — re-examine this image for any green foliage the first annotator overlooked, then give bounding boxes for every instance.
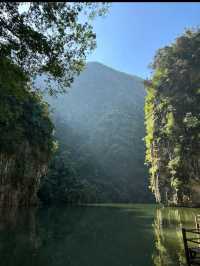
[38,149,98,204]
[183,112,199,128]
[165,112,175,135]
[144,28,200,204]
[0,57,54,158]
[0,2,109,94]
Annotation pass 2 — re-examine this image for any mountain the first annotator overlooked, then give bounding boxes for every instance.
[44,62,152,202]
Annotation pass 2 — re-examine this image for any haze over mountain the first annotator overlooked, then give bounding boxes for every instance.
[45,62,152,202]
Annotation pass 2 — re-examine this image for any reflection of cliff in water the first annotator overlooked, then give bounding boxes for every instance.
[0,207,39,265]
[1,205,200,266]
[152,207,199,266]
[0,205,155,266]
[0,207,87,266]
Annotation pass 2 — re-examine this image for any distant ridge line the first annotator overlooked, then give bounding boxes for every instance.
[86,61,144,82]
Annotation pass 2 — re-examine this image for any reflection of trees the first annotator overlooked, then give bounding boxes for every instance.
[0,206,154,266]
[152,207,198,266]
[0,206,87,266]
[0,207,39,265]
[1,206,199,266]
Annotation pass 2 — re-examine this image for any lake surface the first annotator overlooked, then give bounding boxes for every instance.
[0,204,199,266]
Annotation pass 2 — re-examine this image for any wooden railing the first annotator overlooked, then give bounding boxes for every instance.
[182,228,200,266]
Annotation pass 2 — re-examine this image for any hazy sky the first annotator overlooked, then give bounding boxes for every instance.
[87,2,200,79]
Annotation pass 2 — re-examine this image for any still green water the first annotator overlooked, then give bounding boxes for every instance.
[0,204,199,266]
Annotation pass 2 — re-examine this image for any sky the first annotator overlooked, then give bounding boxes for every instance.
[87,2,200,79]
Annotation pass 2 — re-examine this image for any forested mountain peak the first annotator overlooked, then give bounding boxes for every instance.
[43,62,152,203]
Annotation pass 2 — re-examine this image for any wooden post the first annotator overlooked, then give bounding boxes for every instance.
[195,215,200,231]
[182,228,191,266]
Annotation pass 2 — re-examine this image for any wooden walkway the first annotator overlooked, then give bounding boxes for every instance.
[182,215,200,266]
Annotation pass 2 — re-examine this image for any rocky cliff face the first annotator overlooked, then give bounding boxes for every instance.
[144,30,200,207]
[151,141,200,207]
[0,58,54,208]
[147,109,200,207]
[0,142,48,207]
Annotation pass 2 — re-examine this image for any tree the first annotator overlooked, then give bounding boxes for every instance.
[0,2,108,94]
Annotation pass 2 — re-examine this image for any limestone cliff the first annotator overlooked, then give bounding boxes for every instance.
[144,29,200,207]
[0,58,54,207]
[0,143,49,207]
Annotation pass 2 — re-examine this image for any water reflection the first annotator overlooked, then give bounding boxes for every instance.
[0,205,199,266]
[0,205,156,266]
[152,206,199,266]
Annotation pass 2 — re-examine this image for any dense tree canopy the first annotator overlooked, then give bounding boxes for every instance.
[0,2,108,94]
[38,148,98,204]
[0,57,55,157]
[144,29,200,206]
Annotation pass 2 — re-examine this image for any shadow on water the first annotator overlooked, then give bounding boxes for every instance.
[0,204,199,266]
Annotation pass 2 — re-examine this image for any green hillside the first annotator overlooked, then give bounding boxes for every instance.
[41,62,153,203]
